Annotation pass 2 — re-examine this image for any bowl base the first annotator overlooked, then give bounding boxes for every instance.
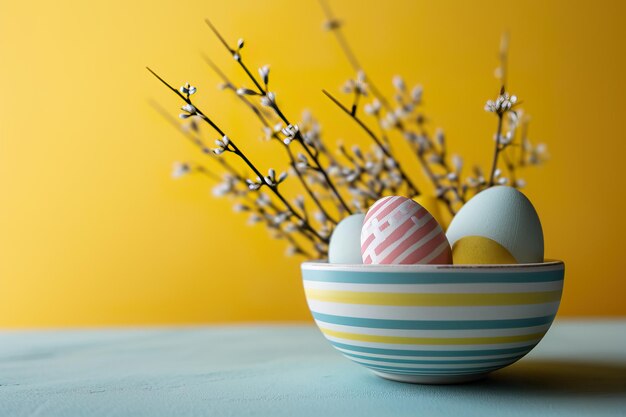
[371,370,489,385]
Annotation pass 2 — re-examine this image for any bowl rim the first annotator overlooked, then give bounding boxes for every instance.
[301,259,564,273]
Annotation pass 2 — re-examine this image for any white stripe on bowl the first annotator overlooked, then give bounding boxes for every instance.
[333,346,526,361]
[345,356,517,370]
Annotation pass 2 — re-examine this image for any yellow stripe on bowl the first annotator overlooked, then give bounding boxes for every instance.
[304,288,562,306]
[314,320,551,338]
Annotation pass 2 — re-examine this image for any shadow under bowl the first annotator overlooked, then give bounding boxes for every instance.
[301,260,565,384]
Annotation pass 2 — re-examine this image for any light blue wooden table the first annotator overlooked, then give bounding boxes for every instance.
[1,321,625,417]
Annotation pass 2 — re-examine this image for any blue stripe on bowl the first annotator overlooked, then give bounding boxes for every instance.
[330,340,536,357]
[312,312,556,330]
[302,269,564,284]
[362,364,504,374]
[341,351,522,365]
[368,368,494,376]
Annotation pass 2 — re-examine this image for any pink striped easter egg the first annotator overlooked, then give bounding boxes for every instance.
[360,196,452,265]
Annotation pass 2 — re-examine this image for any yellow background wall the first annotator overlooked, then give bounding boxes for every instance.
[1,0,624,327]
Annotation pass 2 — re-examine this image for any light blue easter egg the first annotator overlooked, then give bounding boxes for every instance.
[446,186,544,263]
[329,214,366,264]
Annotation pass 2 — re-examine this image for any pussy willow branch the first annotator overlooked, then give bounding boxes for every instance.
[380,102,461,211]
[299,114,339,167]
[500,146,517,186]
[382,94,467,213]
[203,56,338,225]
[337,145,384,197]
[203,56,268,125]
[498,32,510,91]
[256,206,314,258]
[488,109,505,186]
[340,143,399,198]
[193,164,222,182]
[242,192,317,257]
[319,1,468,212]
[322,89,420,198]
[387,117,459,214]
[204,18,353,215]
[335,146,381,206]
[519,118,529,167]
[149,99,244,180]
[193,165,313,258]
[373,113,392,147]
[499,115,542,190]
[260,194,321,247]
[501,115,519,187]
[488,33,511,186]
[407,121,465,204]
[317,0,392,112]
[147,67,328,244]
[151,99,322,250]
[327,5,537,208]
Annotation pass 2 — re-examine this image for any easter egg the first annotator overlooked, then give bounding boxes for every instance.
[329,214,366,264]
[451,236,517,264]
[446,186,544,264]
[360,196,452,265]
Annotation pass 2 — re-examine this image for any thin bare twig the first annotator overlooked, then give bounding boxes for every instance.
[147,67,329,244]
[322,89,420,197]
[204,18,354,215]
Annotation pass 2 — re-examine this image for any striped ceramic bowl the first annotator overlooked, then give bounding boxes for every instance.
[302,261,565,384]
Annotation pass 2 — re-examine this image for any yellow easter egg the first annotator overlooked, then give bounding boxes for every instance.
[452,235,517,264]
